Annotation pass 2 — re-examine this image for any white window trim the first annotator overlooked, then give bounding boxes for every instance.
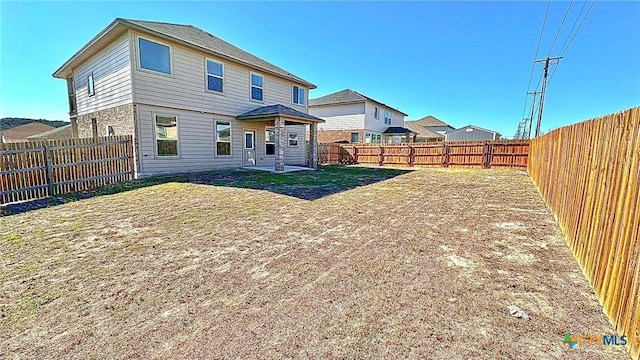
[153,113,179,158]
[292,85,305,105]
[137,35,173,77]
[87,72,95,97]
[287,132,299,147]
[250,72,264,102]
[205,58,224,94]
[265,127,275,157]
[215,120,233,157]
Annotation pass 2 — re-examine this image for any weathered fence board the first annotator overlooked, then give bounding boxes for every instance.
[1,136,134,205]
[317,140,529,169]
[529,107,640,360]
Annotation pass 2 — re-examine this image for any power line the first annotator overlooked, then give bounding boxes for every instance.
[520,0,552,121]
[547,0,574,56]
[559,0,597,57]
[548,0,597,84]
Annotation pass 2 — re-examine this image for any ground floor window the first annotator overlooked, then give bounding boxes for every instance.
[288,132,298,147]
[350,132,359,143]
[265,128,275,155]
[155,114,178,156]
[216,121,231,156]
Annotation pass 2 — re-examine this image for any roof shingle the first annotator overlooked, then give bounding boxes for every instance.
[309,89,408,116]
[237,104,324,123]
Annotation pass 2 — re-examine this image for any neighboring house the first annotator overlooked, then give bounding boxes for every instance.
[27,125,73,142]
[407,115,455,136]
[309,89,413,144]
[53,18,323,176]
[445,125,502,141]
[1,122,55,143]
[404,121,445,143]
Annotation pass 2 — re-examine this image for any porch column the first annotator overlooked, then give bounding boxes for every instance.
[274,116,285,172]
[309,122,318,170]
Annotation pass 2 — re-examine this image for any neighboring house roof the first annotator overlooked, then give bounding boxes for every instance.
[449,125,502,136]
[404,121,445,139]
[382,126,417,135]
[410,115,454,129]
[53,18,316,89]
[26,124,73,141]
[237,104,324,123]
[309,89,409,116]
[1,122,55,143]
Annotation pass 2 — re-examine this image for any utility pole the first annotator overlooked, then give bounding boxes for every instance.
[526,91,541,139]
[534,56,562,137]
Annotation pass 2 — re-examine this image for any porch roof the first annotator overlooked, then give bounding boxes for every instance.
[236,104,325,124]
[383,126,417,135]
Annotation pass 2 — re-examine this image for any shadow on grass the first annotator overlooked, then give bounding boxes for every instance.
[1,165,413,216]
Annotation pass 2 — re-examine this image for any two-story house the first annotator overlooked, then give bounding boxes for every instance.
[53,18,323,176]
[308,89,413,144]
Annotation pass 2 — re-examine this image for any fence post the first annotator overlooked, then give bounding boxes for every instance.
[378,146,383,166]
[43,144,55,196]
[442,143,449,168]
[484,142,492,169]
[408,145,414,167]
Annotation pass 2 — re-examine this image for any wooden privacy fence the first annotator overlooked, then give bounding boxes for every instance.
[317,140,529,168]
[1,136,134,205]
[529,107,640,360]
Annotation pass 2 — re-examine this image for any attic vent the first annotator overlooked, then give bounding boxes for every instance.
[466,128,474,132]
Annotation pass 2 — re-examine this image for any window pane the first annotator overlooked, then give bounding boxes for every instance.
[245,133,254,149]
[288,133,298,146]
[217,142,231,156]
[351,133,359,143]
[251,74,263,87]
[87,74,94,95]
[293,86,299,104]
[207,60,223,76]
[157,140,178,156]
[298,88,305,105]
[266,143,275,156]
[251,86,263,101]
[266,129,275,143]
[216,122,231,142]
[155,116,177,140]
[208,75,223,92]
[139,38,171,74]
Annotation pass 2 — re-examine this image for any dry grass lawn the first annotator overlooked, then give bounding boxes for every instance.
[0,167,629,359]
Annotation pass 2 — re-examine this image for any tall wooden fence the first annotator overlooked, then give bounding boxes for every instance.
[1,136,134,205]
[529,107,640,360]
[318,140,529,169]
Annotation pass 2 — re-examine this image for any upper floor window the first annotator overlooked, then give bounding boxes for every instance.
[139,37,171,75]
[385,111,392,124]
[87,73,95,96]
[155,114,178,156]
[292,85,305,105]
[206,59,224,93]
[251,73,263,101]
[374,107,380,119]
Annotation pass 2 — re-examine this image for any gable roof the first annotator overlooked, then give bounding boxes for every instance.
[237,104,324,123]
[53,18,315,89]
[410,115,453,128]
[404,121,445,139]
[309,89,408,116]
[382,126,417,135]
[1,122,56,143]
[448,125,502,136]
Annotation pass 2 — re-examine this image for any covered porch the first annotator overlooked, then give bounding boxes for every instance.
[237,104,325,173]
[383,126,418,143]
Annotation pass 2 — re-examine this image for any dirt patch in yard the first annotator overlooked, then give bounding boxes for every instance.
[0,167,627,359]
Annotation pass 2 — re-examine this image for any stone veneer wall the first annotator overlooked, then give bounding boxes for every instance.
[75,104,135,138]
[316,129,364,144]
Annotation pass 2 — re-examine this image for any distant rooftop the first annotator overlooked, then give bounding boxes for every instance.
[309,89,408,116]
[408,115,453,128]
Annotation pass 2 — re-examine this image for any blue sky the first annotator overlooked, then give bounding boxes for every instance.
[1,1,638,137]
